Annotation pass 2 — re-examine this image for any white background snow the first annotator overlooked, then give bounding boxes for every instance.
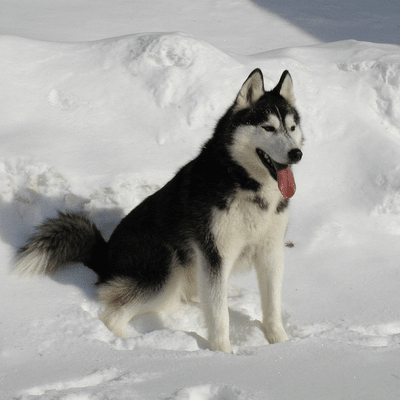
[1,1,400,399]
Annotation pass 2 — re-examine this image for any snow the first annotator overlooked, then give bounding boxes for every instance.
[1,1,400,399]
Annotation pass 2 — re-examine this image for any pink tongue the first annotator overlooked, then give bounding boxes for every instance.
[278,168,296,199]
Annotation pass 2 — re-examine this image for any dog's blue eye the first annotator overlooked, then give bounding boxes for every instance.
[263,126,275,132]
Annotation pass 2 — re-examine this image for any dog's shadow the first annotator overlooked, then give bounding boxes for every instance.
[0,190,124,249]
[125,303,265,351]
[229,308,267,348]
[53,264,98,300]
[129,311,208,349]
[0,192,124,300]
[127,304,209,350]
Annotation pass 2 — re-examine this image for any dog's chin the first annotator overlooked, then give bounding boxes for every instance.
[256,148,288,181]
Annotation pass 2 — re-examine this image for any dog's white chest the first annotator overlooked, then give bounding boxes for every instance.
[210,186,288,260]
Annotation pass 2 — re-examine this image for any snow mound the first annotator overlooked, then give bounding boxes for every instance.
[0,33,244,179]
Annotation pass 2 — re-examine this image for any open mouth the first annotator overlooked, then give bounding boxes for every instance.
[256,148,297,199]
[256,148,287,181]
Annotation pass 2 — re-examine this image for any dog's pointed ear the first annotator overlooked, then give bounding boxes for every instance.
[235,69,265,110]
[273,70,295,107]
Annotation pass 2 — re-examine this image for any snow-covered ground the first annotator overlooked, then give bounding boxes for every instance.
[1,1,400,399]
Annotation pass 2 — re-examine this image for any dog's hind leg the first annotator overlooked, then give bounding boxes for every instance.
[99,301,138,338]
[97,277,142,338]
[98,267,186,338]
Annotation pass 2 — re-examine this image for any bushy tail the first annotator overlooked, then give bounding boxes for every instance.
[15,212,107,278]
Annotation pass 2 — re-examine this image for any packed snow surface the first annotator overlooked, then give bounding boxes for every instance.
[1,1,400,399]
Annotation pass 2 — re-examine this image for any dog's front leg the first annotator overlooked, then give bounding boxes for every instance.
[198,262,232,353]
[255,243,289,344]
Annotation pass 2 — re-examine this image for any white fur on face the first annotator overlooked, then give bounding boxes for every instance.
[260,114,303,164]
[230,112,303,179]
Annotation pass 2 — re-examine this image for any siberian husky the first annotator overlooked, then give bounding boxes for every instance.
[15,69,303,353]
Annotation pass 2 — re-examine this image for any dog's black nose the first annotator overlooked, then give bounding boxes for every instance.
[288,149,302,163]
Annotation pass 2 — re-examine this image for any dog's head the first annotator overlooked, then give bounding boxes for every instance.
[229,69,303,195]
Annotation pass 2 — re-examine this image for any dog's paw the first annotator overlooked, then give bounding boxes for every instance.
[208,339,233,353]
[262,324,289,344]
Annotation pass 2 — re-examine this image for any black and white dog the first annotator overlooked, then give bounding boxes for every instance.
[16,69,303,353]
